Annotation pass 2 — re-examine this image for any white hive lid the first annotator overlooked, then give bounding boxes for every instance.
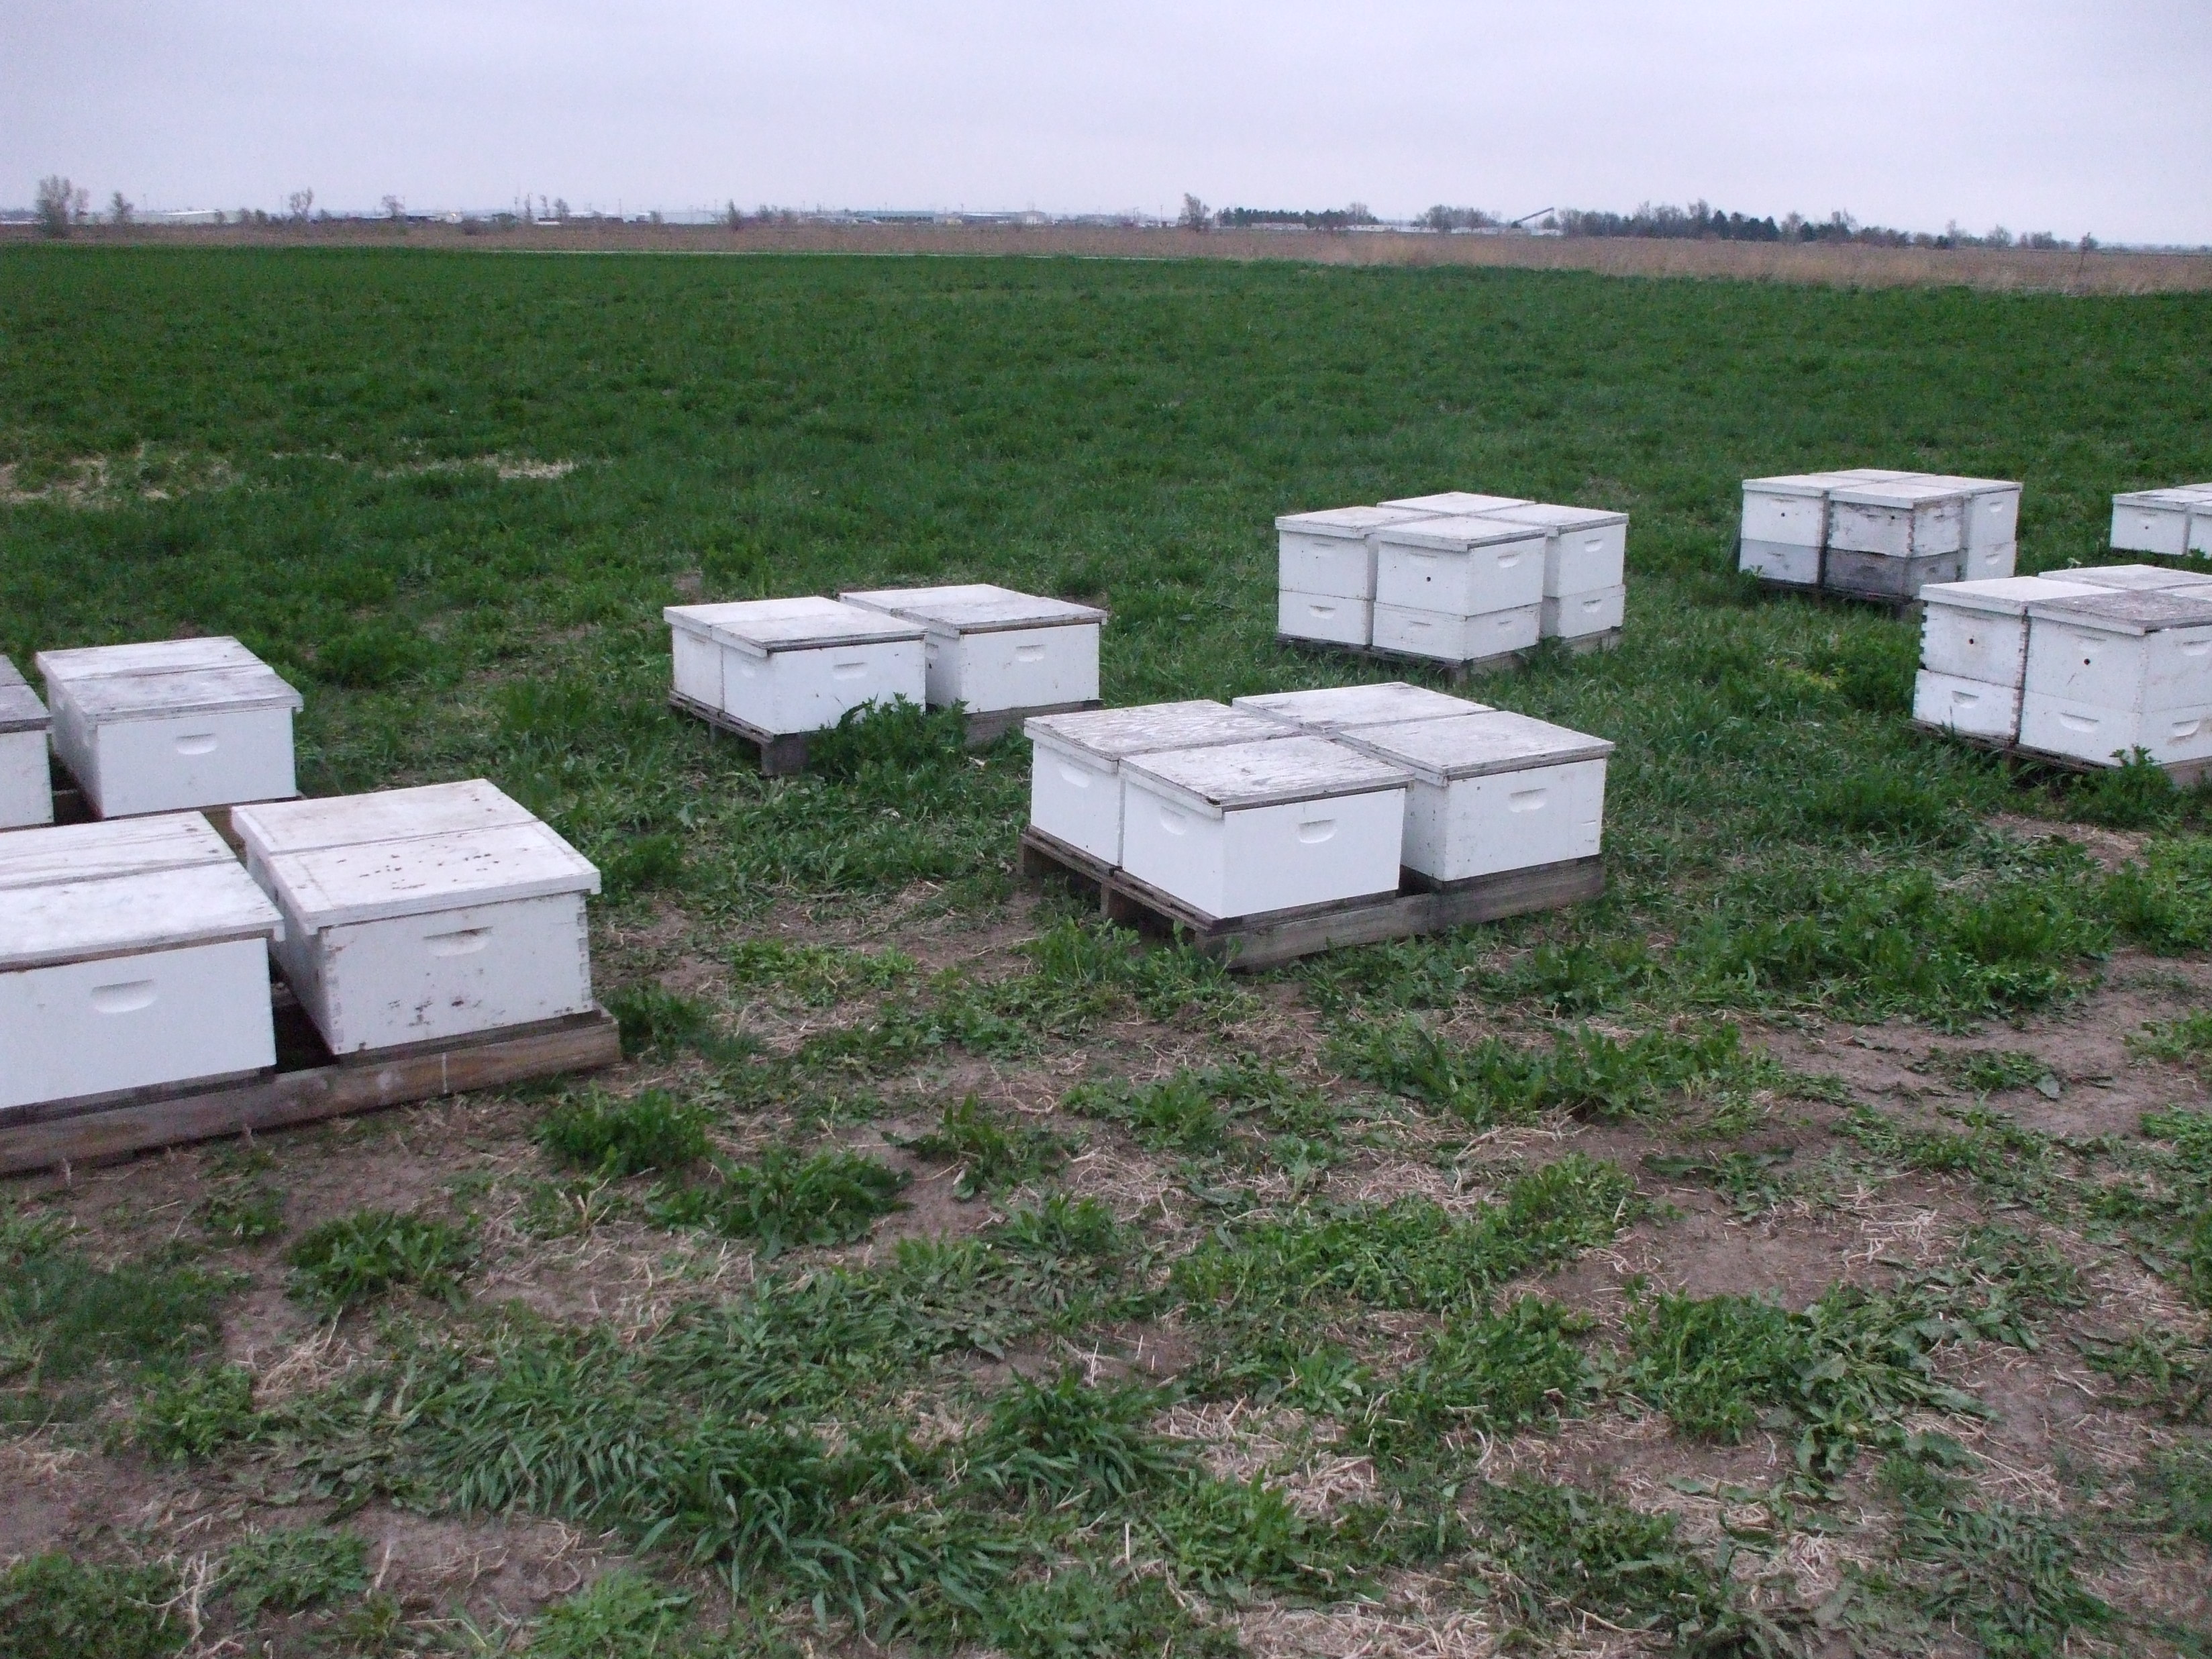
[260,819,601,929]
[1336,709,1615,785]
[1024,700,1287,761]
[1907,474,2020,497]
[1376,491,1533,515]
[1742,472,1870,497]
[233,779,538,860]
[1274,505,1439,538]
[35,636,264,688]
[61,662,303,721]
[1829,468,1920,482]
[662,596,925,656]
[1370,513,1551,552]
[0,656,48,735]
[0,812,283,971]
[2051,564,2212,593]
[1121,736,1410,815]
[1479,501,1629,531]
[2026,588,2212,636]
[1231,682,1488,732]
[1917,575,2105,617]
[2113,487,2207,508]
[1828,478,1970,507]
[839,583,1105,633]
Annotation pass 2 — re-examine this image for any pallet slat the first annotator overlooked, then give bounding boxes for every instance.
[1276,630,1620,685]
[672,691,1104,770]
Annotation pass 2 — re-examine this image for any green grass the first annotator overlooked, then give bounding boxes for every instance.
[895,1095,1073,1199]
[284,1208,478,1309]
[647,1146,910,1254]
[219,1525,370,1616]
[0,1554,185,1659]
[538,1087,713,1177]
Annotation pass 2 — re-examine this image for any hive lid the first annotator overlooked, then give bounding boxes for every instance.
[1370,513,1552,552]
[233,780,538,860]
[1917,575,2105,617]
[2113,487,2210,509]
[35,636,264,687]
[1828,479,1970,507]
[2050,563,2212,594]
[1119,736,1410,815]
[1829,468,1921,483]
[0,656,48,734]
[1025,700,1287,761]
[1478,502,1629,531]
[1742,471,1893,497]
[839,583,1105,634]
[1274,505,1441,538]
[0,813,283,971]
[1376,492,1532,515]
[1336,710,1614,783]
[2027,589,2212,635]
[262,820,601,929]
[1907,474,2021,498]
[1231,682,1488,732]
[61,662,304,721]
[662,597,925,656]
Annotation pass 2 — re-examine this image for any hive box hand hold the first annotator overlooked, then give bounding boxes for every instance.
[2019,589,2212,766]
[1477,503,1629,599]
[232,781,602,1056]
[0,813,284,1114]
[664,597,926,738]
[1336,710,1612,885]
[1372,515,1548,615]
[1025,701,1293,866]
[0,657,52,830]
[1117,737,1410,921]
[1231,681,1488,734]
[838,583,1104,714]
[34,637,303,819]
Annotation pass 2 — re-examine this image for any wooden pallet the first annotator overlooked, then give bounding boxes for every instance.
[1911,722,2212,787]
[1276,630,1621,687]
[672,693,1106,774]
[1752,577,1921,618]
[0,1000,622,1176]
[1018,827,1603,970]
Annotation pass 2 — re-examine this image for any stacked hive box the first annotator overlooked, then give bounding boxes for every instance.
[1,658,52,830]
[232,780,601,1056]
[1275,506,1448,648]
[2019,587,2212,767]
[35,638,303,817]
[1370,515,1550,663]
[838,584,1105,715]
[1913,576,2105,741]
[1740,471,2019,598]
[1025,701,1293,865]
[0,814,284,1113]
[1480,504,1629,643]
[2111,486,2212,560]
[665,597,926,740]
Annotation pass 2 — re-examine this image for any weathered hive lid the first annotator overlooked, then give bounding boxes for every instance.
[61,662,303,721]
[0,813,283,971]
[1336,710,1615,785]
[2050,563,2212,593]
[1376,491,1532,515]
[1907,474,2021,498]
[1231,682,1488,732]
[1025,700,1287,761]
[2026,588,2212,636]
[1828,468,1920,483]
[35,636,264,687]
[1370,513,1550,552]
[1918,575,2105,616]
[662,597,924,656]
[232,780,538,860]
[1274,505,1440,538]
[1742,472,1880,497]
[0,656,48,735]
[2113,487,2209,508]
[1479,501,1629,531]
[1120,736,1409,817]
[1827,478,1970,507]
[839,583,1105,634]
[258,819,601,929]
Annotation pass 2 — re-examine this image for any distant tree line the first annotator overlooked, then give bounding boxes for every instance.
[1213,203,1378,232]
[1543,200,2085,250]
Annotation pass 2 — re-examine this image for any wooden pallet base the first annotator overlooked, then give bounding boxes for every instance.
[1753,577,1921,617]
[0,1003,622,1176]
[1276,630,1621,685]
[1018,827,1603,970]
[672,693,1107,772]
[1911,722,2212,787]
[961,699,1104,747]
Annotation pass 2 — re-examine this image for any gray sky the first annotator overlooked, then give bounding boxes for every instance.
[7,0,2209,243]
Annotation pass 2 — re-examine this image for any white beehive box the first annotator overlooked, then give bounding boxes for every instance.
[1913,672,2022,742]
[839,584,1104,714]
[1826,479,1968,558]
[1372,602,1542,662]
[1024,701,1293,866]
[1373,515,1548,615]
[1918,576,2105,687]
[1336,711,1611,885]
[1231,681,1487,734]
[2052,563,2212,595]
[1544,587,1626,640]
[1275,506,1439,602]
[664,597,925,738]
[0,813,283,1113]
[2111,487,2207,558]
[2020,589,2212,765]
[1,657,52,830]
[1479,503,1629,597]
[1378,491,1532,516]
[1118,737,1410,921]
[35,638,303,819]
[1277,593,1370,648]
[232,780,601,1056]
[1738,471,1911,583]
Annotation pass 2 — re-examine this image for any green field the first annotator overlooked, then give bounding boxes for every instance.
[3,247,2212,1658]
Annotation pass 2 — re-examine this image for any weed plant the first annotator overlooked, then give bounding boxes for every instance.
[219,1525,370,1616]
[538,1087,712,1176]
[136,1362,261,1460]
[647,1146,909,1254]
[2135,1440,2212,1546]
[896,1095,1072,1199]
[0,1554,185,1659]
[285,1209,477,1309]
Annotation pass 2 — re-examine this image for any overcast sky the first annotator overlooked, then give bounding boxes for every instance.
[6,0,2209,244]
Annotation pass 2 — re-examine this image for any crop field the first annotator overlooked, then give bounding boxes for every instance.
[3,245,2212,1659]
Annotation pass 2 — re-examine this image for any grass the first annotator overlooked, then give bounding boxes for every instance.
[219,1525,370,1615]
[284,1208,478,1309]
[895,1095,1073,1199]
[538,1087,713,1177]
[0,1554,185,1659]
[646,1146,910,1254]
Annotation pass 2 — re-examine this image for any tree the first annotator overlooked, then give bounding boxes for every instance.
[382,195,404,220]
[552,198,570,221]
[108,191,134,225]
[1178,193,1209,232]
[287,188,314,221]
[34,176,75,238]
[723,199,743,229]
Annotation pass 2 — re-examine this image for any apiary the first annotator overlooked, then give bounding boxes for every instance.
[1335,711,1611,884]
[1478,503,1629,599]
[2111,487,2212,558]
[2019,589,2212,766]
[664,597,926,738]
[1371,602,1542,662]
[1,658,52,830]
[1372,516,1548,616]
[1376,491,1532,516]
[1231,681,1487,733]
[232,781,601,1056]
[35,638,303,819]
[839,584,1104,714]
[1117,736,1410,921]
[0,813,283,1113]
[1024,701,1293,866]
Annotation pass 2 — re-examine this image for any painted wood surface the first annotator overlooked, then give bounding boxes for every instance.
[1336,710,1614,783]
[663,595,925,654]
[1118,735,1411,813]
